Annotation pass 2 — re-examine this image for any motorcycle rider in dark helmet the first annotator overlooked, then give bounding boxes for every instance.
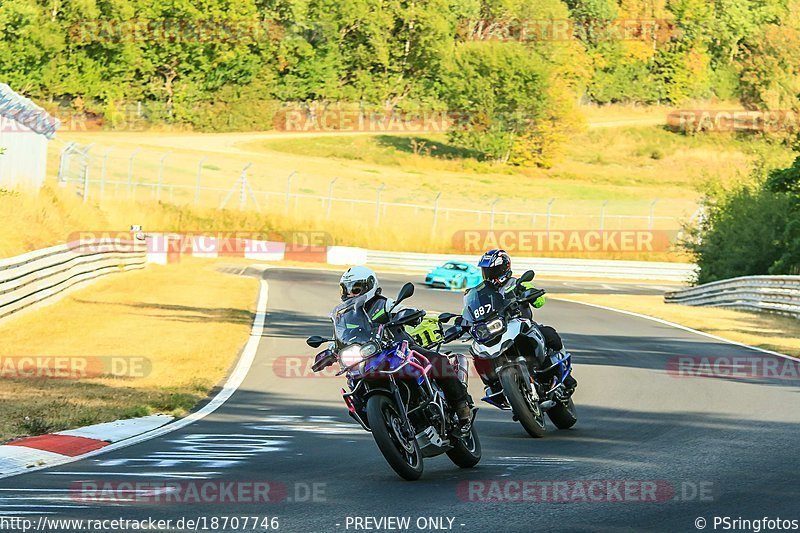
[337,266,474,428]
[473,249,578,395]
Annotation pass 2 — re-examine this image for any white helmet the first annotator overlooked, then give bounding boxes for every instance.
[339,266,379,301]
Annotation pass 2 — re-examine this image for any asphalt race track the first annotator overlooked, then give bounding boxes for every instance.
[1,268,798,533]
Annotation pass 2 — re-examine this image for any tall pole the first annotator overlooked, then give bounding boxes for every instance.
[600,200,609,231]
[82,166,90,203]
[99,149,111,204]
[375,184,385,225]
[546,198,555,233]
[57,142,75,183]
[489,198,499,231]
[239,163,253,210]
[195,157,207,206]
[127,149,140,198]
[285,171,296,214]
[156,152,170,202]
[326,177,339,219]
[431,192,442,240]
[649,199,659,230]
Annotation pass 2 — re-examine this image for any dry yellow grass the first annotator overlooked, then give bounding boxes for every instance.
[47,118,794,261]
[0,258,257,442]
[557,293,800,358]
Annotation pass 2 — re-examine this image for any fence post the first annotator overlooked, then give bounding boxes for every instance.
[100,149,111,204]
[648,199,659,230]
[375,183,385,225]
[82,165,90,204]
[546,198,555,233]
[156,152,170,201]
[489,198,499,231]
[600,200,609,231]
[326,177,339,219]
[127,149,139,198]
[195,157,206,206]
[57,142,75,184]
[285,171,296,214]
[239,163,253,210]
[431,192,442,239]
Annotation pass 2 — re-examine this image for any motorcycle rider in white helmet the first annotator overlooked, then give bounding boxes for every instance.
[336,266,474,427]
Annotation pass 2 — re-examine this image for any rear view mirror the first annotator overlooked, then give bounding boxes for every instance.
[517,270,535,285]
[306,335,330,348]
[437,312,457,323]
[395,282,415,306]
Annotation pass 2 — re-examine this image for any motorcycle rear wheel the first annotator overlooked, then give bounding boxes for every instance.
[547,397,577,429]
[446,424,481,468]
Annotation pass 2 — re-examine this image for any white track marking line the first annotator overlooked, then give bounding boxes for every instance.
[554,297,798,362]
[46,472,219,479]
[0,505,88,508]
[0,489,74,492]
[0,279,270,480]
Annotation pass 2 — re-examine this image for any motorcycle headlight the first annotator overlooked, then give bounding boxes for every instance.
[340,345,363,367]
[486,318,504,334]
[473,318,505,342]
[360,342,379,357]
[340,342,379,367]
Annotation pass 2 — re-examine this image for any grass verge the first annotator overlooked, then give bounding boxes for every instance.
[557,293,800,358]
[0,258,257,443]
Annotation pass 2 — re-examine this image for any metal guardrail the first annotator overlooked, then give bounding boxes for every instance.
[0,239,146,321]
[664,275,800,317]
[365,250,697,282]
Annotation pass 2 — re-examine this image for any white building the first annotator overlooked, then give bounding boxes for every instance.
[0,84,60,189]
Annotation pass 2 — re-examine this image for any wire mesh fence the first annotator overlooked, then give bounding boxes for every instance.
[56,142,700,236]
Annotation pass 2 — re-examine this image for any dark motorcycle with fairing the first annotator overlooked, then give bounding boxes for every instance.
[440,270,577,438]
[307,282,480,481]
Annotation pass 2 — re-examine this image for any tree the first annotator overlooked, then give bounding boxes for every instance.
[440,42,557,164]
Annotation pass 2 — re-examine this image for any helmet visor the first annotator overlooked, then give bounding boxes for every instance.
[340,280,370,301]
[481,264,509,283]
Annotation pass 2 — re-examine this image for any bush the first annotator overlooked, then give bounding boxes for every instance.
[684,155,800,283]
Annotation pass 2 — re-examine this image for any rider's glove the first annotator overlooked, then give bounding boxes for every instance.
[518,280,546,308]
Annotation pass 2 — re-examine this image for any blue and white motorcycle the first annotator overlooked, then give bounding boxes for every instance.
[441,270,577,438]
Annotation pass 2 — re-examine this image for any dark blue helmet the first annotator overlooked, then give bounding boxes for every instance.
[478,249,511,286]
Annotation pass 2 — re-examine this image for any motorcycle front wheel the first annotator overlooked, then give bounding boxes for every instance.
[366,394,424,481]
[498,367,547,438]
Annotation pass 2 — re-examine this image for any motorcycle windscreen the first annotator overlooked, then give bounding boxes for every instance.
[462,284,507,324]
[330,293,377,346]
